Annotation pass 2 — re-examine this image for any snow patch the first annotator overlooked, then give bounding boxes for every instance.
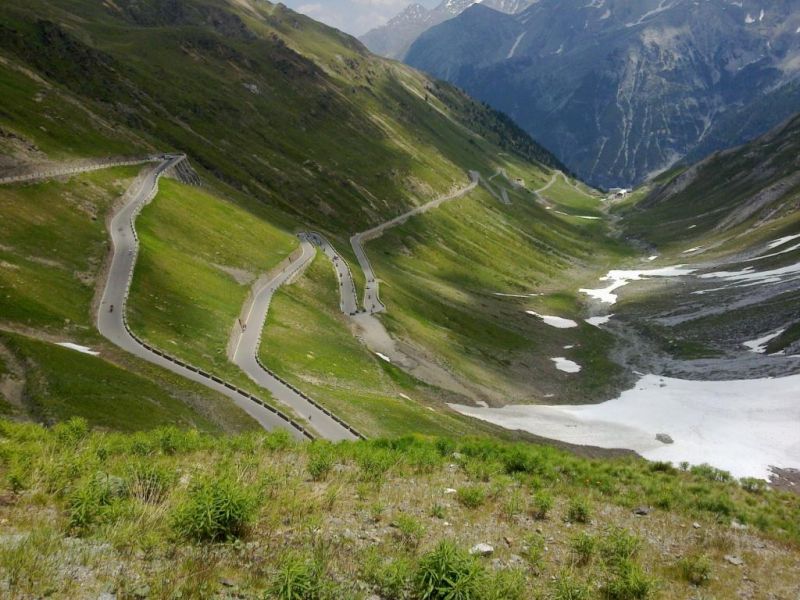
[57,343,100,356]
[580,266,696,305]
[586,314,614,327]
[552,357,581,373]
[493,292,541,298]
[450,373,800,480]
[767,234,800,249]
[526,311,579,328]
[375,352,392,363]
[697,262,800,290]
[742,329,785,353]
[506,32,527,59]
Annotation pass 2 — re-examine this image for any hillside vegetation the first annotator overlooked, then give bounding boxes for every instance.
[1,418,799,599]
[0,0,629,433]
[614,114,800,366]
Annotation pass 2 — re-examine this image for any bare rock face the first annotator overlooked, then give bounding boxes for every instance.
[404,0,800,188]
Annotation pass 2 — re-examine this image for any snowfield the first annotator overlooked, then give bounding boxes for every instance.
[526,311,578,328]
[552,357,582,373]
[450,373,800,480]
[580,266,696,304]
[56,343,100,356]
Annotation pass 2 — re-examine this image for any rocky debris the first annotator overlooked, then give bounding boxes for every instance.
[469,543,494,556]
[725,554,745,566]
[693,522,701,529]
[444,488,457,494]
[633,506,651,516]
[656,433,674,444]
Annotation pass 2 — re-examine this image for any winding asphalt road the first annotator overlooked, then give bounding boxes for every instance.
[303,232,359,316]
[229,235,360,441]
[96,155,311,440]
[350,171,480,314]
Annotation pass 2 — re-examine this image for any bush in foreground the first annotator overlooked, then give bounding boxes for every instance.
[414,541,484,600]
[171,476,256,542]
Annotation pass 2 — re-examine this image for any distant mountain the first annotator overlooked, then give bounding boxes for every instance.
[360,0,533,60]
[405,0,800,188]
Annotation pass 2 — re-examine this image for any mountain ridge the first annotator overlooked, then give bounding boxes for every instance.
[404,0,800,188]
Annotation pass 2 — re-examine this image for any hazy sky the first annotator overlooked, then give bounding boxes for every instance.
[280,1,440,37]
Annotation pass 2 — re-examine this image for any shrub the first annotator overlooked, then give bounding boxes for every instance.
[357,447,396,481]
[740,477,767,494]
[566,496,591,524]
[414,541,484,600]
[502,488,524,519]
[270,554,320,599]
[523,533,546,570]
[570,532,597,566]
[678,553,711,586]
[484,568,526,600]
[362,550,412,599]
[551,571,590,600]
[392,513,425,551]
[263,429,294,452]
[430,503,446,519]
[531,490,553,519]
[434,437,456,457]
[649,461,676,474]
[456,486,486,509]
[601,528,641,566]
[502,447,540,474]
[172,476,256,542]
[600,560,656,599]
[307,448,334,482]
[127,463,174,504]
[406,445,442,473]
[53,417,89,446]
[68,472,128,531]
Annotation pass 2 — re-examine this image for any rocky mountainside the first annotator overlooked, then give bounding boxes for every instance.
[360,0,533,60]
[405,0,800,188]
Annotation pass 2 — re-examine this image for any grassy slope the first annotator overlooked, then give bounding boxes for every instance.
[259,254,484,437]
[128,178,297,397]
[0,0,607,429]
[0,166,137,332]
[0,421,798,598]
[369,182,631,403]
[0,168,264,433]
[0,333,222,432]
[615,116,800,358]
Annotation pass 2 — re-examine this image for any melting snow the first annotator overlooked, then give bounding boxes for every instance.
[682,246,703,254]
[742,329,785,353]
[375,352,392,363]
[586,315,614,327]
[57,343,100,356]
[767,234,800,249]
[746,242,800,262]
[552,357,581,373]
[506,32,527,59]
[493,292,541,298]
[697,262,800,289]
[450,372,800,480]
[526,311,579,328]
[580,266,696,305]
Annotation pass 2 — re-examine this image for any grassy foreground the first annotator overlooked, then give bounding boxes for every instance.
[1,419,798,599]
